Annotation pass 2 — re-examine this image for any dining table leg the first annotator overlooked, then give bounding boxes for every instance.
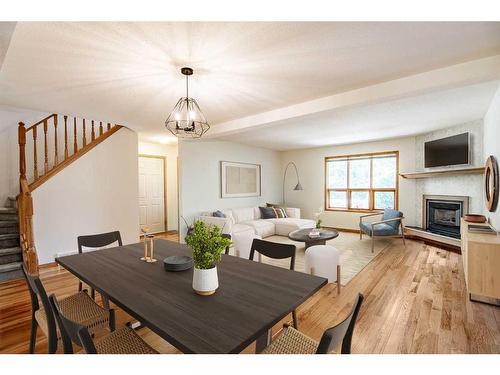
[255,328,272,353]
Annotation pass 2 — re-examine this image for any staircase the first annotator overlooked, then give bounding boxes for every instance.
[9,113,124,279]
[0,197,22,282]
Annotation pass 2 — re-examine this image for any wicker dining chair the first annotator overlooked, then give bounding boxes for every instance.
[49,294,158,354]
[249,239,299,329]
[22,264,114,354]
[77,231,122,301]
[261,293,364,354]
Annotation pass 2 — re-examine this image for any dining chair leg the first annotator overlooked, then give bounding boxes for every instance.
[337,265,341,295]
[78,281,83,292]
[29,315,38,354]
[47,331,57,354]
[109,308,116,332]
[292,310,298,329]
[91,288,95,300]
[255,329,272,353]
[102,293,110,310]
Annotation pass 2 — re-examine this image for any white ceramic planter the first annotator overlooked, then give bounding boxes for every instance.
[192,266,219,296]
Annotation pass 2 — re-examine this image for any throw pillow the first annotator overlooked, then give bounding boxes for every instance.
[273,207,288,218]
[212,210,226,218]
[259,206,278,219]
[266,203,281,208]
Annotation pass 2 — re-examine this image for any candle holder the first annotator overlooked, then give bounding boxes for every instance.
[145,234,157,263]
[140,226,149,261]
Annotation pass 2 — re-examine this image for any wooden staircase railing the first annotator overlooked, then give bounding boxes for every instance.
[19,114,122,191]
[18,113,123,274]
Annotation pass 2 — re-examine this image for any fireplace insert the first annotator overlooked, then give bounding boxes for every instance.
[425,200,464,238]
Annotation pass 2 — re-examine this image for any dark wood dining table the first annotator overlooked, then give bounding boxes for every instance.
[56,239,327,354]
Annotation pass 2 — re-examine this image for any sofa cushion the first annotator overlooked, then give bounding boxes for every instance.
[231,223,255,235]
[266,218,315,236]
[241,220,276,238]
[220,209,235,225]
[232,207,257,223]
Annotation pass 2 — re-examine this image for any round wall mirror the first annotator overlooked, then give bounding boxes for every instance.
[484,155,499,212]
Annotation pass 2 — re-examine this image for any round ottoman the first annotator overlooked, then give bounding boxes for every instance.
[304,245,341,293]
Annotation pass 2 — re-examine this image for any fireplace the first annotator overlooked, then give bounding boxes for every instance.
[423,195,469,239]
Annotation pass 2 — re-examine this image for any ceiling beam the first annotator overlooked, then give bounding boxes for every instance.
[207,54,500,138]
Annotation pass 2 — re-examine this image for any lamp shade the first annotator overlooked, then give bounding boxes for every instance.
[165,67,210,138]
[165,97,210,138]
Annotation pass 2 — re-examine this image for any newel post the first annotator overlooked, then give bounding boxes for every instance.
[18,122,26,185]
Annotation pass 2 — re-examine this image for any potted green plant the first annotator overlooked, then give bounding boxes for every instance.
[185,220,232,296]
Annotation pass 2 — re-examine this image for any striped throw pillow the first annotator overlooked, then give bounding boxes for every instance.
[272,207,288,218]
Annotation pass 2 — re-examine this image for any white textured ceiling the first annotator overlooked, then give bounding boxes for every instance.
[221,81,500,150]
[1,22,500,146]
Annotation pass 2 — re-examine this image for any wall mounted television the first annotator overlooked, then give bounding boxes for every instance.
[424,132,470,168]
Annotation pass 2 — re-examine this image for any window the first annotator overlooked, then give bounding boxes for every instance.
[325,152,398,211]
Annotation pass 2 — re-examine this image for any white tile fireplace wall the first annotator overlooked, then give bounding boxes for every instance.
[414,120,484,227]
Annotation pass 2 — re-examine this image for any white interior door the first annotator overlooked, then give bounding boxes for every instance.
[138,156,165,234]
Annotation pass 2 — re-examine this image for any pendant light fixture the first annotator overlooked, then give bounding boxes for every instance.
[165,67,210,138]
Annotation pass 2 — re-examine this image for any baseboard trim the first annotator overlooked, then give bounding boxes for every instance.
[323,226,461,253]
[404,235,461,254]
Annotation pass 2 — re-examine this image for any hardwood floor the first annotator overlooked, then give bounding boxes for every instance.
[1,234,499,354]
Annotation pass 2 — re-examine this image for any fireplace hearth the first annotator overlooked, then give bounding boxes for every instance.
[423,195,469,239]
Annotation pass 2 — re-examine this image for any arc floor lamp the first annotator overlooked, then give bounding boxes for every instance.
[283,161,303,206]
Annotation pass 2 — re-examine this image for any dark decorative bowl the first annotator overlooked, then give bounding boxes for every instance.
[163,256,193,272]
[464,214,487,223]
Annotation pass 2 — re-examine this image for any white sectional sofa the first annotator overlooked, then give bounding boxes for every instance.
[197,207,315,257]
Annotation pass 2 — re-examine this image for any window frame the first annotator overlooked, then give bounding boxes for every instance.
[324,151,399,213]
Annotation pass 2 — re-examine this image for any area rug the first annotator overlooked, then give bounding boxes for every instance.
[257,232,394,285]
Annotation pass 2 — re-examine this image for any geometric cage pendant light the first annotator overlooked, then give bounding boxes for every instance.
[165,67,210,138]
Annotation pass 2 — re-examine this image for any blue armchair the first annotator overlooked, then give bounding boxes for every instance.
[359,209,406,252]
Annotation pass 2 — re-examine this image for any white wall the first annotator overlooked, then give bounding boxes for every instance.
[33,128,140,264]
[281,137,417,230]
[138,141,179,231]
[483,83,500,230]
[178,140,282,238]
[414,120,484,226]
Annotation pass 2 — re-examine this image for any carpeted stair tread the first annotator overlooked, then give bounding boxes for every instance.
[0,268,23,282]
[0,233,20,240]
[0,261,22,273]
[0,220,18,227]
[0,247,21,256]
[0,207,17,213]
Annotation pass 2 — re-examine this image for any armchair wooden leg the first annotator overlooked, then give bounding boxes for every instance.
[359,230,362,240]
[372,235,375,253]
[401,225,406,247]
[337,265,341,294]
